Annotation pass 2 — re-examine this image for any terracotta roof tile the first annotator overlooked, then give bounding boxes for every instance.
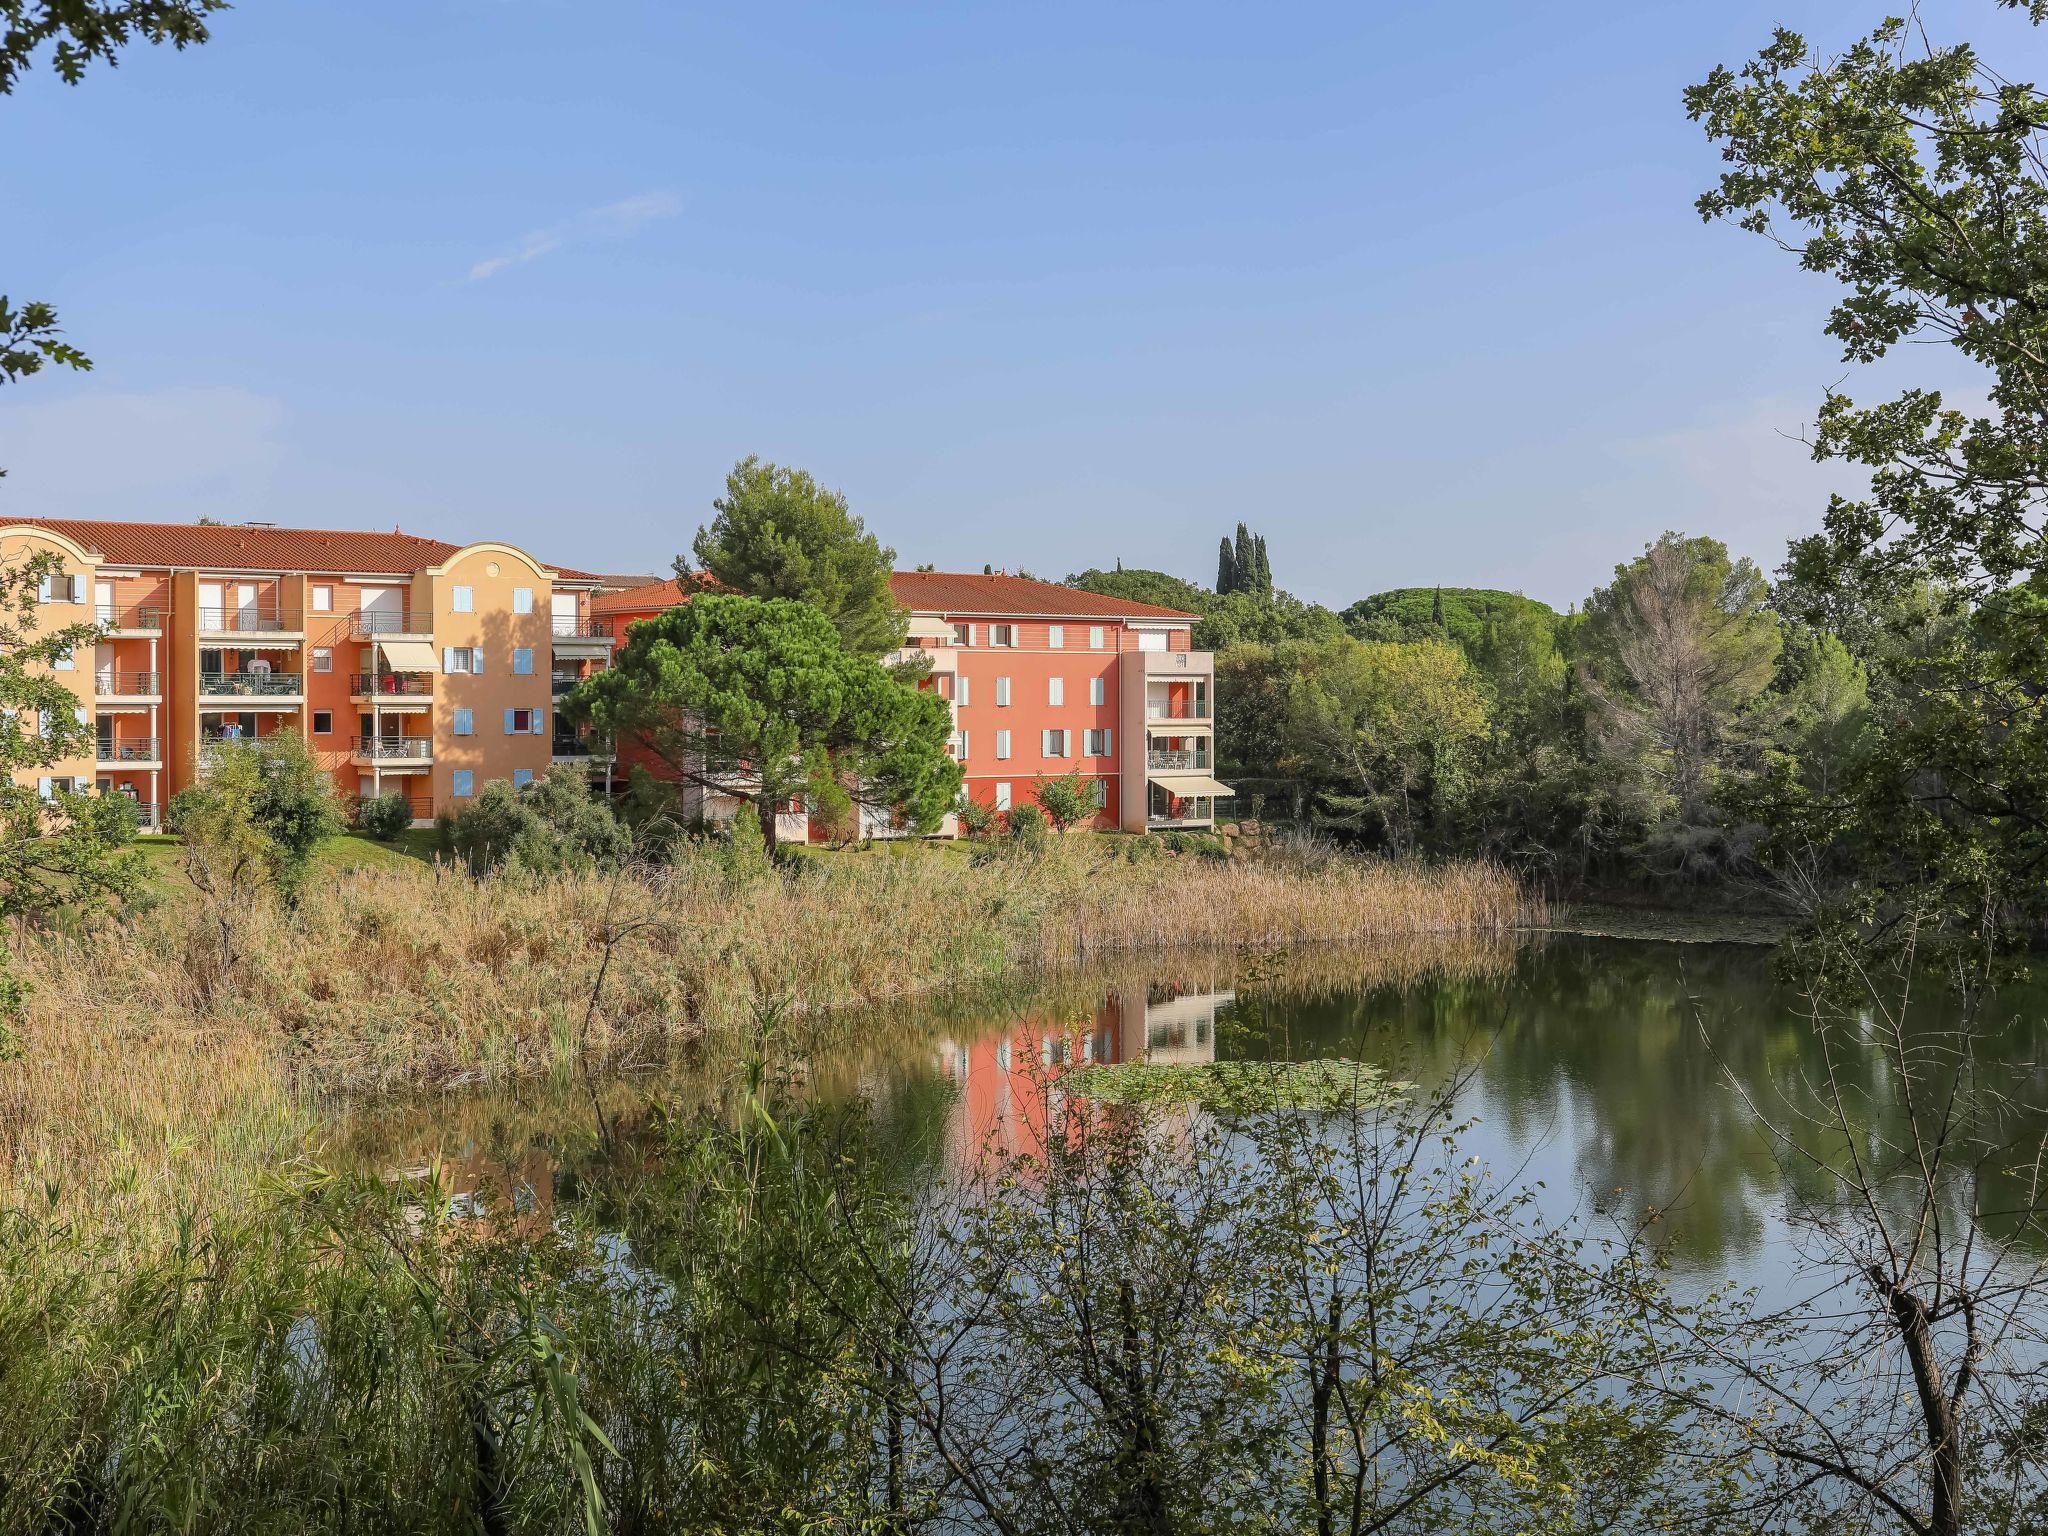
[2,517,597,579]
[890,570,1197,620]
[592,571,1200,623]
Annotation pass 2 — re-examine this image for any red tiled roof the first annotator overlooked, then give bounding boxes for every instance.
[591,577,690,617]
[590,570,1200,622]
[2,517,597,578]
[890,570,1197,620]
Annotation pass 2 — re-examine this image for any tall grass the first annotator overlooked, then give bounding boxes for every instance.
[2,840,1535,1220]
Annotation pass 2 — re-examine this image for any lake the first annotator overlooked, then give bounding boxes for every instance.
[336,927,2048,1307]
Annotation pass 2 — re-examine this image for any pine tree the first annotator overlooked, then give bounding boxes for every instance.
[1217,536,1237,595]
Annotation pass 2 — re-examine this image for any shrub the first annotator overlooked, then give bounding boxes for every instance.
[356,793,413,842]
[1004,804,1049,852]
[443,768,629,876]
[1033,770,1097,832]
[955,795,998,838]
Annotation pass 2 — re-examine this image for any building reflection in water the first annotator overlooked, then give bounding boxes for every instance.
[935,983,1230,1170]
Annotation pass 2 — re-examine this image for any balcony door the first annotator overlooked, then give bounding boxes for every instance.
[199,581,224,626]
[93,580,113,625]
[236,583,260,627]
[360,585,402,632]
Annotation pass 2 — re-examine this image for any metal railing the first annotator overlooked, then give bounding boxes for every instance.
[94,670,160,696]
[551,736,601,758]
[1147,748,1210,771]
[551,675,582,696]
[93,604,165,630]
[197,607,301,633]
[350,672,432,697]
[96,737,160,763]
[1145,697,1210,721]
[350,610,421,636]
[551,618,611,640]
[353,735,433,760]
[199,671,304,697]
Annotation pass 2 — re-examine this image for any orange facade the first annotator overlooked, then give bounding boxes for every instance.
[589,569,1230,836]
[0,519,617,826]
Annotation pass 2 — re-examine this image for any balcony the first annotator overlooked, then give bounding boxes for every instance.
[551,735,615,765]
[350,610,428,638]
[100,795,159,831]
[94,603,165,634]
[551,674,582,696]
[1145,696,1211,722]
[353,735,433,764]
[551,617,615,659]
[95,736,161,765]
[1146,747,1211,771]
[199,670,304,703]
[198,607,302,637]
[350,672,433,700]
[94,669,161,700]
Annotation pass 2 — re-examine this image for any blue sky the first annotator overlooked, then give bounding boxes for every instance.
[2,0,2037,608]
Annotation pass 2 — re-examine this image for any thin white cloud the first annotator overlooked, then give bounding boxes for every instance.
[466,190,681,282]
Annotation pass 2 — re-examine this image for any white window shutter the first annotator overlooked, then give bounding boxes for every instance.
[36,777,51,800]
[443,647,456,673]
[473,648,484,674]
[1103,728,1112,755]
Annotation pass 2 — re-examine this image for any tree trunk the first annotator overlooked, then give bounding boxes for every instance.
[1871,1268,1966,1536]
[756,790,779,855]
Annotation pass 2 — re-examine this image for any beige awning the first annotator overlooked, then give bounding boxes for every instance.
[1154,774,1233,798]
[905,615,953,640]
[377,638,439,672]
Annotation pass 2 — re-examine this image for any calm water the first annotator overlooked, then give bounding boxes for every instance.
[339,932,2048,1301]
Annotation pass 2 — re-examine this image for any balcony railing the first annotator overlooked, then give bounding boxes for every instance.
[198,607,301,633]
[551,618,611,640]
[199,671,303,697]
[551,675,582,696]
[95,670,161,697]
[1147,748,1211,771]
[551,736,605,758]
[1145,697,1210,721]
[93,604,165,630]
[354,735,433,760]
[101,796,158,830]
[350,610,422,636]
[350,672,432,697]
[95,737,160,763]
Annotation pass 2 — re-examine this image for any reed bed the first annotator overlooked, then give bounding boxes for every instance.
[1,840,1536,1219]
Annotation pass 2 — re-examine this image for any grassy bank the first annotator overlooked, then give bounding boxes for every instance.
[2,837,1535,1217]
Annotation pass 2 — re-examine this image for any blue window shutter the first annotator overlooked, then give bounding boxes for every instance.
[503,708,515,734]
[473,648,484,674]
[442,647,455,673]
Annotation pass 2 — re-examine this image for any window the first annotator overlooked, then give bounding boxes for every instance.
[52,647,72,672]
[995,729,1011,760]
[1091,778,1108,807]
[1138,630,1167,652]
[953,730,968,760]
[312,647,332,673]
[313,710,333,735]
[1041,728,1071,758]
[990,623,1015,647]
[994,676,1011,707]
[953,623,972,647]
[512,587,534,615]
[994,782,1011,811]
[453,708,474,736]
[1089,626,1105,650]
[1047,677,1063,706]
[310,585,333,612]
[513,647,533,675]
[1090,676,1105,706]
[443,647,482,674]
[37,574,83,604]
[1048,625,1064,649]
[1085,728,1113,756]
[955,675,969,707]
[451,585,474,613]
[505,708,542,734]
[451,769,474,798]
[512,767,534,788]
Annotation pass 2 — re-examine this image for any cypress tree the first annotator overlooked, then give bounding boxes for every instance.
[1217,536,1237,595]
[1233,523,1254,595]
[1253,534,1272,596]
[1431,586,1445,628]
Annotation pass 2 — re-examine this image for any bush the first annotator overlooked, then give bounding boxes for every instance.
[1004,804,1049,851]
[1033,770,1097,832]
[356,793,413,842]
[443,768,629,876]
[955,795,998,838]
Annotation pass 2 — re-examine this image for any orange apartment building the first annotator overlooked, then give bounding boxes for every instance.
[0,519,616,827]
[590,569,1232,836]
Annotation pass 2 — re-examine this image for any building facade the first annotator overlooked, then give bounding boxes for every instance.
[591,570,1231,835]
[0,519,615,826]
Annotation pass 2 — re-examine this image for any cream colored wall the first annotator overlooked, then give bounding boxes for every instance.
[0,531,100,791]
[427,546,555,806]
